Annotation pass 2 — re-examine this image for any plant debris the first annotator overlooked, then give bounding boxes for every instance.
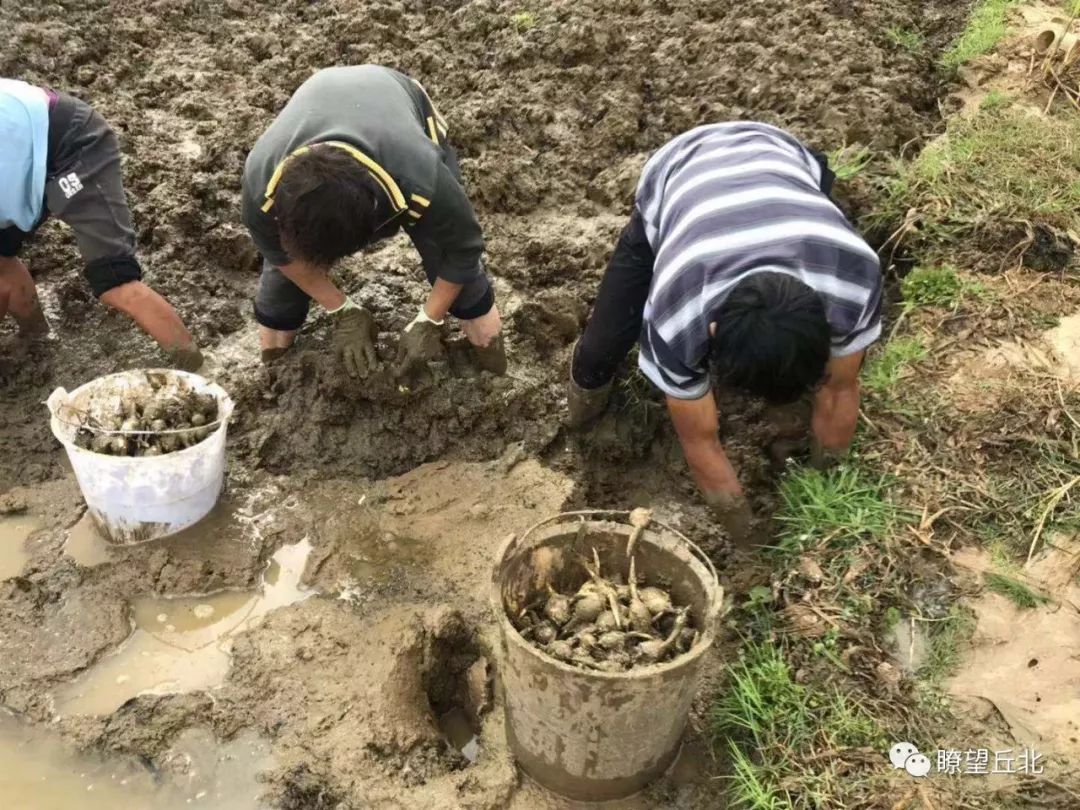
[513,549,698,672]
[70,372,220,457]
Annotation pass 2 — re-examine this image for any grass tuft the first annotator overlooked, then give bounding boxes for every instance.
[876,105,1080,270]
[714,642,884,808]
[941,0,1022,69]
[863,336,927,395]
[510,10,536,31]
[919,606,976,685]
[828,144,873,181]
[776,465,903,554]
[979,89,1012,111]
[901,265,987,308]
[884,26,925,52]
[984,572,1049,608]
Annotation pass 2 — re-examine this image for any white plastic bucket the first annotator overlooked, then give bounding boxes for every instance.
[47,369,234,545]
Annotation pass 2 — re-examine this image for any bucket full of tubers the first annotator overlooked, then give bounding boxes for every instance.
[492,509,723,802]
[47,369,234,544]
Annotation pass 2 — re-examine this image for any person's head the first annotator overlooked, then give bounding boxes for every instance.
[709,272,830,403]
[272,145,385,266]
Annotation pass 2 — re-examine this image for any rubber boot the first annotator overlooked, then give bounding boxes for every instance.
[567,376,612,428]
[261,347,289,364]
[473,334,508,375]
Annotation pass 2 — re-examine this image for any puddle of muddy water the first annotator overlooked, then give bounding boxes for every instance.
[0,712,271,809]
[0,513,40,580]
[65,513,115,567]
[55,537,313,716]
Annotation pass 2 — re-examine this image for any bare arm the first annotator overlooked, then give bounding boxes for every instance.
[666,393,743,498]
[277,260,347,311]
[424,277,463,322]
[99,281,196,354]
[811,350,865,452]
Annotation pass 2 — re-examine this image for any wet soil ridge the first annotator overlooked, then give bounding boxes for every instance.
[1,0,968,487]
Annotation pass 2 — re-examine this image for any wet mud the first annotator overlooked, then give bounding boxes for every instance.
[0,0,969,489]
[0,0,975,806]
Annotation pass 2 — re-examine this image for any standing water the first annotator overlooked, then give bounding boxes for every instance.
[0,712,271,809]
[0,514,40,580]
[55,537,313,716]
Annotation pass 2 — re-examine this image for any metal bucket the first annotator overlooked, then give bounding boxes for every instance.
[492,510,723,802]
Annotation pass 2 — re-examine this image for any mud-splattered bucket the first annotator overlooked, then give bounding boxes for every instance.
[47,369,234,544]
[492,510,723,801]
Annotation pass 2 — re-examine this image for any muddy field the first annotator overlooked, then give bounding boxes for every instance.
[0,0,1038,807]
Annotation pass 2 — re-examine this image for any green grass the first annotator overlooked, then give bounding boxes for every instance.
[863,336,927,395]
[901,265,987,308]
[714,642,885,808]
[776,465,904,554]
[879,107,1080,266]
[828,144,873,181]
[920,607,976,682]
[884,26,925,52]
[979,89,1012,111]
[984,572,1049,608]
[510,10,536,31]
[941,0,1022,69]
[916,606,976,710]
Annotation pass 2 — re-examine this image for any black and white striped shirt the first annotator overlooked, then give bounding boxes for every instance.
[636,122,882,400]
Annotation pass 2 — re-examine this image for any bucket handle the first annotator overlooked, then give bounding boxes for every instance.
[514,508,720,592]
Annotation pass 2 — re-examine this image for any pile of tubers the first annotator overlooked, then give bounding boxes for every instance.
[72,372,219,457]
[513,549,698,672]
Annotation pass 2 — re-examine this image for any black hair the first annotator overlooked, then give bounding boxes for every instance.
[709,272,831,403]
[272,146,385,266]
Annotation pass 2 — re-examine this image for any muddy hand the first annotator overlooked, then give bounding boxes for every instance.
[809,436,843,471]
[704,490,756,548]
[17,304,50,338]
[768,436,809,473]
[168,345,205,373]
[330,298,379,379]
[393,310,443,378]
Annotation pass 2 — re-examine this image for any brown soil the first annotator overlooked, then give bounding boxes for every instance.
[0,0,976,807]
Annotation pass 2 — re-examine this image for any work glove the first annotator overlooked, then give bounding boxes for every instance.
[169,345,205,373]
[393,305,444,378]
[703,490,756,548]
[329,298,379,379]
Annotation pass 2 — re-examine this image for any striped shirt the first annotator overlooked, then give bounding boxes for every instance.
[635,122,883,400]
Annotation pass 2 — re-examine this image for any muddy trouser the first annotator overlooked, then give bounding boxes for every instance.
[0,93,141,297]
[571,149,838,390]
[253,144,494,331]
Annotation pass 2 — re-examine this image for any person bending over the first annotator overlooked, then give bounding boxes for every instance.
[569,122,882,544]
[0,78,202,369]
[242,65,505,378]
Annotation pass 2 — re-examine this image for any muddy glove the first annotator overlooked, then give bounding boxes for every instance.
[168,345,205,373]
[329,298,379,379]
[703,490,756,548]
[393,305,444,378]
